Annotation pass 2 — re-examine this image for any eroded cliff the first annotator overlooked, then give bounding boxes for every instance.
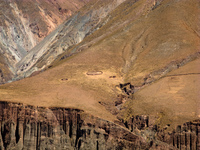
[1,101,199,149]
[123,116,200,150]
[0,101,164,150]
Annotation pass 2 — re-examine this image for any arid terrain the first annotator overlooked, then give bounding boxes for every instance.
[0,0,199,149]
[0,0,90,83]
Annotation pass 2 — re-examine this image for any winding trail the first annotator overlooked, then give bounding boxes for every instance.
[165,72,200,77]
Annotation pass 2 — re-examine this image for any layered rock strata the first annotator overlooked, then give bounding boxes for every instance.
[0,101,154,150]
[3,101,197,149]
[123,116,200,150]
[0,0,90,83]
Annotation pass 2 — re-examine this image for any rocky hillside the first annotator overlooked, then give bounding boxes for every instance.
[0,0,199,149]
[0,0,90,83]
[15,0,127,79]
[0,101,177,150]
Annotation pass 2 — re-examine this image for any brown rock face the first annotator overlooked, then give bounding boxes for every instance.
[0,101,154,150]
[156,121,200,150]
[0,101,189,149]
[0,69,5,85]
[122,115,200,150]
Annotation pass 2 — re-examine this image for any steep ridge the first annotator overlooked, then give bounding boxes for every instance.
[0,0,199,149]
[0,0,91,83]
[15,0,127,80]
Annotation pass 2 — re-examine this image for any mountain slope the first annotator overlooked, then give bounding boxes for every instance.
[126,58,200,126]
[0,0,199,128]
[15,0,127,79]
[0,0,91,83]
[0,0,199,149]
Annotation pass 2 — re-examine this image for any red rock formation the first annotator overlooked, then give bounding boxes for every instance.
[0,102,155,149]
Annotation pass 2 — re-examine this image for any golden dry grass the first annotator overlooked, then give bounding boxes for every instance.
[0,47,123,121]
[123,58,200,128]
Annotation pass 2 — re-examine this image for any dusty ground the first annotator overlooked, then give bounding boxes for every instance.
[125,58,200,128]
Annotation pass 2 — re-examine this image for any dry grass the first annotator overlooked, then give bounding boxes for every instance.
[123,58,200,128]
[0,47,123,121]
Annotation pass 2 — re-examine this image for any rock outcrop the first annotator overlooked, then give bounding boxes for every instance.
[156,120,200,150]
[122,115,200,150]
[0,0,91,83]
[2,101,194,149]
[0,101,169,150]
